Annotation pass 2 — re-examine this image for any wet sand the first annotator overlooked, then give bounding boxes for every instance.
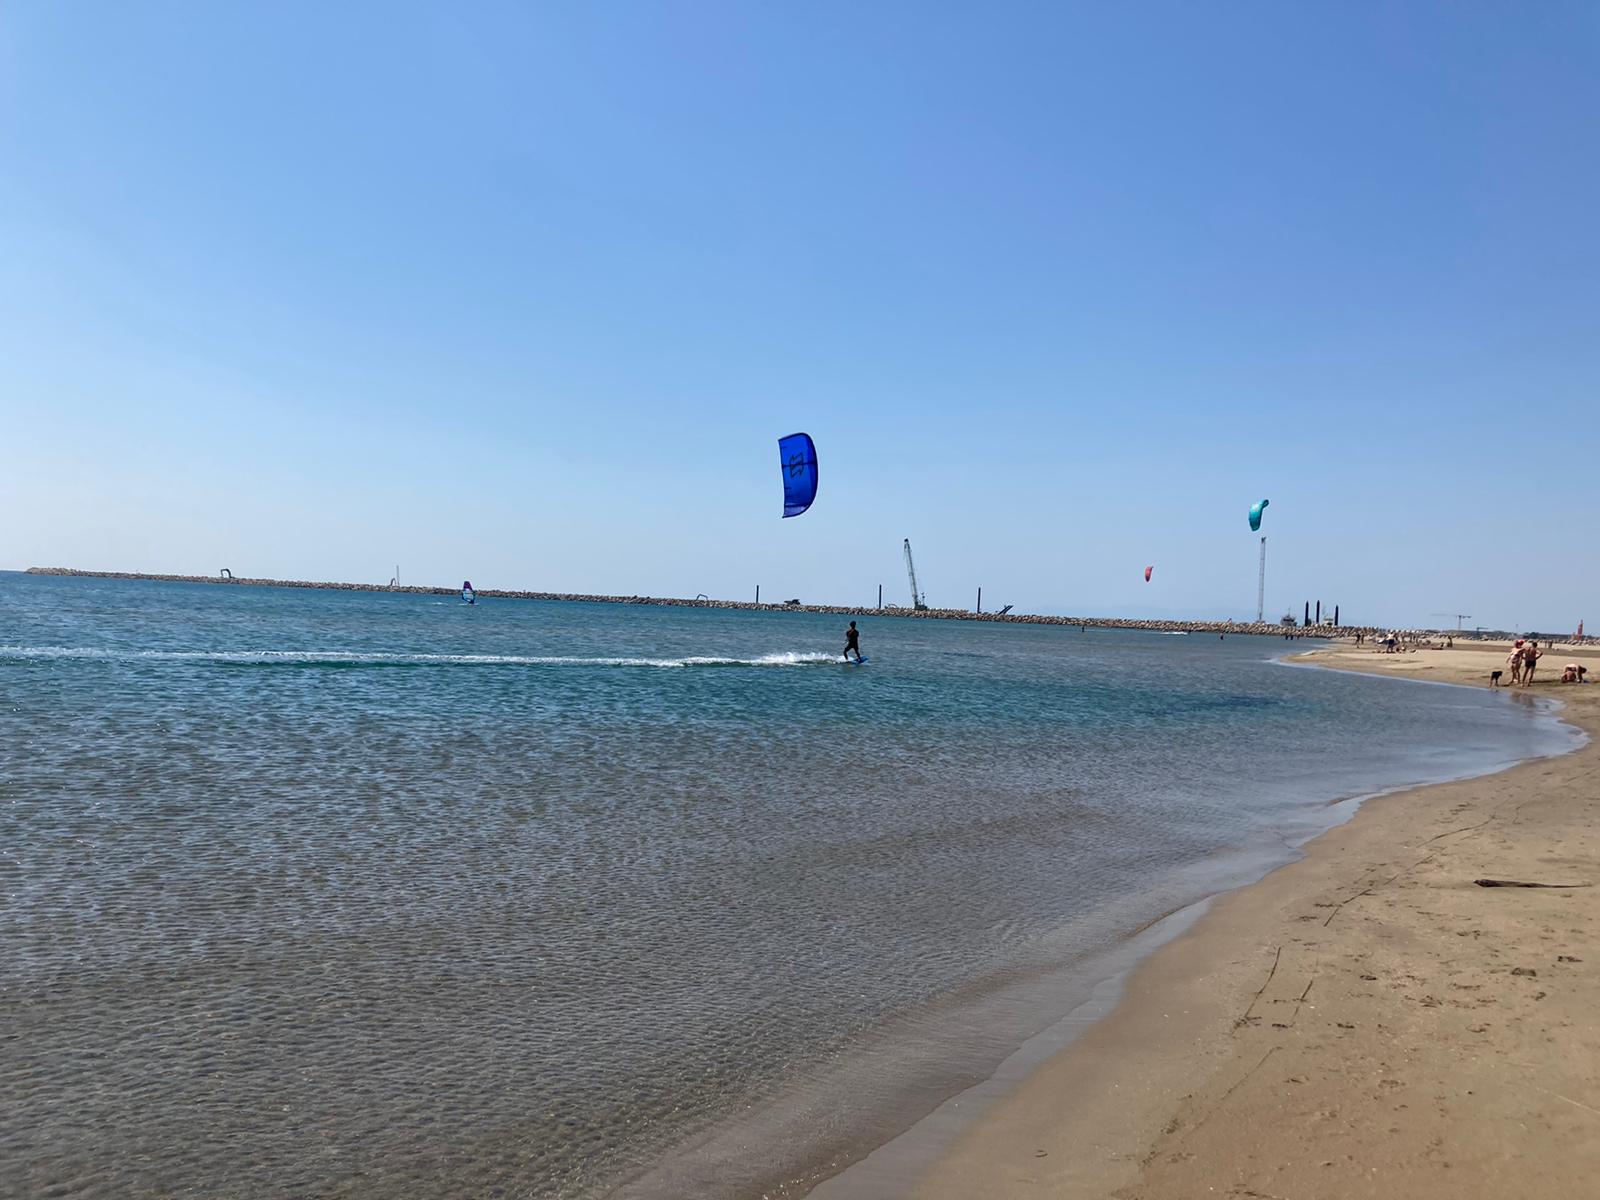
[896,640,1600,1198]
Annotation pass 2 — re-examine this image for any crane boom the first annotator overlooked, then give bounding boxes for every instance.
[903,539,927,610]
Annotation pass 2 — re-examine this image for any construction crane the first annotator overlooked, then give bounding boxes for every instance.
[903,539,928,610]
[1431,612,1472,631]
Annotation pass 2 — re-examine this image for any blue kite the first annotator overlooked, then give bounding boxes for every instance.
[778,433,818,518]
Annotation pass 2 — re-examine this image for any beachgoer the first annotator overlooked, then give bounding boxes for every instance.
[843,621,862,663]
[1522,641,1541,686]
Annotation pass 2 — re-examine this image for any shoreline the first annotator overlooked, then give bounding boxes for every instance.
[870,642,1600,1199]
[19,567,1343,638]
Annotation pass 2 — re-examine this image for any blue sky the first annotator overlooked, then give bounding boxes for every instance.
[2,2,1595,631]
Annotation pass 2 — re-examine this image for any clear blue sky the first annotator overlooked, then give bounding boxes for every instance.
[3,2,1595,631]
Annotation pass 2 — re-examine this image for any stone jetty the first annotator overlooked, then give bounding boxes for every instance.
[23,567,1357,638]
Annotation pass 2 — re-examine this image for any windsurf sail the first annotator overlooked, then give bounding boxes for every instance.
[462,581,475,605]
[778,433,818,518]
[1248,498,1270,532]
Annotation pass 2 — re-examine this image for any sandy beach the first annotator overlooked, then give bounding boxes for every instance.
[896,640,1600,1198]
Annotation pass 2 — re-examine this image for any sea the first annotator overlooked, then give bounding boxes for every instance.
[0,573,1579,1199]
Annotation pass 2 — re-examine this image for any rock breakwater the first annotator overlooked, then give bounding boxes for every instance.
[23,568,1354,638]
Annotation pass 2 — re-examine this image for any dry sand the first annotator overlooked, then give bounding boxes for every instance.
[905,640,1600,1199]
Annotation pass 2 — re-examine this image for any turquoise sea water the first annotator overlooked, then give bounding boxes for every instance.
[0,574,1578,1198]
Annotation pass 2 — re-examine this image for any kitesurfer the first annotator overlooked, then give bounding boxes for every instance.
[843,621,862,664]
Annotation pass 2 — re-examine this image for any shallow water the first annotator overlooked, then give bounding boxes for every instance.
[0,574,1577,1198]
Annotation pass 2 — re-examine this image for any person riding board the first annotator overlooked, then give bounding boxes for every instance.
[843,621,862,663]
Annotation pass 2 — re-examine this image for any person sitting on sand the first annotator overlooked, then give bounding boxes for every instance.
[1522,641,1541,686]
[1562,663,1588,683]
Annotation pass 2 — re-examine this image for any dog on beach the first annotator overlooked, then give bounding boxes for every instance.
[1490,670,1503,687]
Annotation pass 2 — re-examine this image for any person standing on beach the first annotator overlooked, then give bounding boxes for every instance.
[1523,640,1541,686]
[843,621,862,663]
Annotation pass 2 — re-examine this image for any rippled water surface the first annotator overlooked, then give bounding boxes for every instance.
[0,574,1577,1198]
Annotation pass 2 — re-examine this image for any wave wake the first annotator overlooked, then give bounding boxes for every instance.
[0,646,842,670]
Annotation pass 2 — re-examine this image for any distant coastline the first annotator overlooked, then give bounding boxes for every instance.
[22,566,1348,637]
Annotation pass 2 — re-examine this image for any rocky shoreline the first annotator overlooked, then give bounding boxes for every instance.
[23,567,1354,638]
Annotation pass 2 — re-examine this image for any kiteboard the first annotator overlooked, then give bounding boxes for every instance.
[846,656,868,666]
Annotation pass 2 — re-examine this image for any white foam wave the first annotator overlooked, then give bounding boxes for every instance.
[0,646,842,669]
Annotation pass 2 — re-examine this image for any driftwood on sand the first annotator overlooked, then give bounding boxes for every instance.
[1474,878,1592,888]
